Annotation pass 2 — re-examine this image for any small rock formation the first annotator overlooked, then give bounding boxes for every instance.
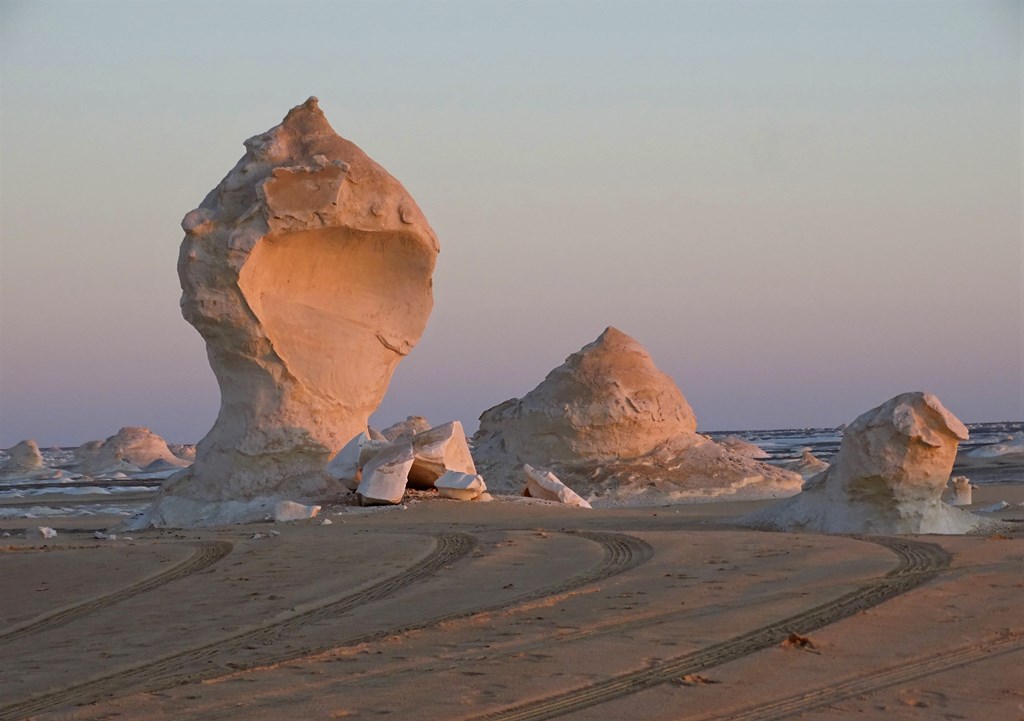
[745,392,999,534]
[949,476,973,506]
[73,427,188,476]
[26,526,57,540]
[381,416,432,442]
[435,471,487,501]
[141,97,438,527]
[523,465,591,508]
[273,500,321,522]
[782,449,830,479]
[0,440,56,480]
[967,431,1024,458]
[169,444,197,462]
[335,421,479,504]
[357,442,415,506]
[473,327,801,503]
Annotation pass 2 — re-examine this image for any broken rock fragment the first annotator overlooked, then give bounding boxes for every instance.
[357,442,415,506]
[523,464,591,509]
[435,471,487,501]
[273,501,322,522]
[407,421,477,488]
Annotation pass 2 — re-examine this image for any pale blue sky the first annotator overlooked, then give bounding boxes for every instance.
[1,0,1021,446]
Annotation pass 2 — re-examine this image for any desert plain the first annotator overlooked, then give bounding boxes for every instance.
[1,482,1021,721]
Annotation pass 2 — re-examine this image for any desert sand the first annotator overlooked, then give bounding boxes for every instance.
[1,484,1020,721]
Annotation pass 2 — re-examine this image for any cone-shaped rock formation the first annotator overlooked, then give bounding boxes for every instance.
[473,327,801,502]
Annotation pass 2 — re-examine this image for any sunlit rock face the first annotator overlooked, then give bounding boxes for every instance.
[745,392,997,534]
[147,97,438,527]
[473,327,802,503]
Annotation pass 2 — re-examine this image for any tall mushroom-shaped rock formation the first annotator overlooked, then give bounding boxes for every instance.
[144,98,438,527]
[473,327,802,502]
[745,392,997,534]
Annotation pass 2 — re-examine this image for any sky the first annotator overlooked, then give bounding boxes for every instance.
[0,0,1021,447]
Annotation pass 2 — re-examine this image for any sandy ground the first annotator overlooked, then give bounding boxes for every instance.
[0,485,1021,721]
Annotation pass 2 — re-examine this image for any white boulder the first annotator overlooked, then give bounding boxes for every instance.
[326,432,373,490]
[435,471,487,501]
[523,464,591,509]
[356,442,415,506]
[273,500,321,522]
[407,421,477,488]
[26,526,57,540]
[142,97,438,527]
[745,392,999,534]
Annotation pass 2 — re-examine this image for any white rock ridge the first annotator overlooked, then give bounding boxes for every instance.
[143,98,438,527]
[744,392,999,534]
[473,327,801,503]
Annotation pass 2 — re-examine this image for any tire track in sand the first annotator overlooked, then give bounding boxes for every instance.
[0,541,234,646]
[0,532,476,721]
[690,630,1024,721]
[470,535,950,721]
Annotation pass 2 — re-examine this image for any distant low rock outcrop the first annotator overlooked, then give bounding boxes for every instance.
[0,440,57,480]
[73,427,188,476]
[745,392,998,534]
[473,327,802,503]
[140,98,439,527]
[782,449,830,479]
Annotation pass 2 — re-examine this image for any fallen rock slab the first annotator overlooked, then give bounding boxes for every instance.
[357,442,415,506]
[273,500,321,522]
[435,470,487,501]
[523,464,591,509]
[407,421,477,488]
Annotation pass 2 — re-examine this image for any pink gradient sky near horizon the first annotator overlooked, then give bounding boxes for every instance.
[1,0,1021,447]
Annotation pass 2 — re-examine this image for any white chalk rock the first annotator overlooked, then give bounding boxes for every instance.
[326,432,371,490]
[142,98,438,527]
[381,416,432,442]
[976,501,1010,513]
[745,392,998,534]
[435,470,487,501]
[473,327,801,502]
[0,440,56,480]
[718,436,770,460]
[783,449,831,480]
[967,431,1024,458]
[320,518,333,525]
[26,526,57,540]
[273,500,321,522]
[73,427,188,476]
[948,476,973,506]
[523,464,591,509]
[357,442,414,506]
[407,421,477,488]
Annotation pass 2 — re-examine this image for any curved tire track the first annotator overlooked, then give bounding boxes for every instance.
[693,630,1024,721]
[0,532,476,721]
[471,535,950,721]
[0,541,234,645]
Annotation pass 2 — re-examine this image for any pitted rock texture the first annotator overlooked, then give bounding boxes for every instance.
[147,97,438,527]
[745,392,997,534]
[473,327,801,503]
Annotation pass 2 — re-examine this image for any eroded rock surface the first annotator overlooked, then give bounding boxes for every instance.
[74,427,188,476]
[782,449,830,479]
[745,392,998,534]
[143,98,438,527]
[381,416,432,442]
[473,327,801,503]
